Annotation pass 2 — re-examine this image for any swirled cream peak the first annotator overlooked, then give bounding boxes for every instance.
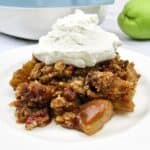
[33,10,121,68]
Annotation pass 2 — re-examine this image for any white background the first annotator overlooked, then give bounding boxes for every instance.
[0,1,150,150]
[0,0,150,56]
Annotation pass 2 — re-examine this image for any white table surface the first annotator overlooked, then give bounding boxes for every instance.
[0,1,150,150]
[0,0,150,56]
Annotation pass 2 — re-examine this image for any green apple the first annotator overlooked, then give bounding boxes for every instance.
[118,0,150,40]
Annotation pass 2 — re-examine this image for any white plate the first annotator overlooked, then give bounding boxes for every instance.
[0,45,150,150]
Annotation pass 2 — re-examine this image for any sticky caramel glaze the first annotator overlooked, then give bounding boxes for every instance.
[10,56,140,132]
[76,99,113,135]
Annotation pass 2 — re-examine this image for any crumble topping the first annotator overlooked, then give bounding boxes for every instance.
[9,55,140,135]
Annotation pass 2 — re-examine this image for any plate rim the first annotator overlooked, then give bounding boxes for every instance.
[0,44,150,149]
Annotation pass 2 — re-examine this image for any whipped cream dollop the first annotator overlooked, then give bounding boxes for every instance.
[33,10,121,68]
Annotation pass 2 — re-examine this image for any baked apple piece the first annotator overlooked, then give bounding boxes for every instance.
[76,99,113,135]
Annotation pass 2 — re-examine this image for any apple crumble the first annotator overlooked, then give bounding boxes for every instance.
[9,55,140,135]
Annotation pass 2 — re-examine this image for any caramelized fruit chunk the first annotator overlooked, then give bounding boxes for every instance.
[76,99,113,135]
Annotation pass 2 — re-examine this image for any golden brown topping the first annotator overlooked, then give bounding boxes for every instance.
[86,71,135,112]
[70,77,85,94]
[51,95,78,115]
[16,81,56,105]
[56,112,76,129]
[51,96,66,109]
[64,65,74,76]
[15,107,32,123]
[86,89,100,99]
[30,63,44,79]
[9,55,140,134]
[54,61,65,73]
[25,108,51,130]
[10,59,36,89]
[30,63,58,83]
[63,87,77,101]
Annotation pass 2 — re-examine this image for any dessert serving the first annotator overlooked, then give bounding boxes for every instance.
[9,10,140,135]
